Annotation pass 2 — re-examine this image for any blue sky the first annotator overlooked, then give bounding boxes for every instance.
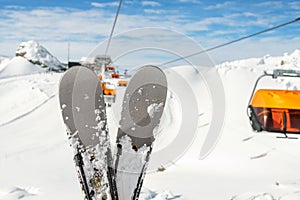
[0,0,299,65]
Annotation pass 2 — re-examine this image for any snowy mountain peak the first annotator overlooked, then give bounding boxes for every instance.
[16,40,66,71]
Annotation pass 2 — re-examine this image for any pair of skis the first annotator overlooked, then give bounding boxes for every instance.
[59,66,167,200]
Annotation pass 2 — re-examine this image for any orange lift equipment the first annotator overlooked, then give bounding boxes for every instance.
[247,69,300,138]
[94,55,116,106]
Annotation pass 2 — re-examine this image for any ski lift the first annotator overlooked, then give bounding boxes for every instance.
[247,69,300,139]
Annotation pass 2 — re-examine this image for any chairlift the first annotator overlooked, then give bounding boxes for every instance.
[247,69,300,139]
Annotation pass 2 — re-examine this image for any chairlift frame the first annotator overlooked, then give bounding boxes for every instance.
[247,69,300,139]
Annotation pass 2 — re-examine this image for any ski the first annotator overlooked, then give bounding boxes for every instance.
[114,65,168,200]
[59,66,118,200]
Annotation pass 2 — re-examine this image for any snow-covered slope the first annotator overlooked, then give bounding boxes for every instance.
[16,40,66,71]
[0,50,300,200]
[0,57,45,79]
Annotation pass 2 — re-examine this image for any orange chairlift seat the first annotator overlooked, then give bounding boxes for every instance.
[106,66,115,71]
[117,80,128,87]
[105,66,120,78]
[101,82,116,96]
[247,69,300,135]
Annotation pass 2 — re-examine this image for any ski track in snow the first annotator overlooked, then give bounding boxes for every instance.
[0,186,39,200]
[250,152,269,160]
[0,72,60,127]
[0,94,56,127]
[231,193,276,200]
[0,64,7,74]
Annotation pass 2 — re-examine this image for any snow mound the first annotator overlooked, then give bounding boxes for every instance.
[16,40,65,71]
[0,57,45,78]
[140,188,181,200]
[0,186,39,200]
[283,49,300,68]
[231,193,275,200]
[151,191,181,200]
[217,49,300,70]
[279,192,300,200]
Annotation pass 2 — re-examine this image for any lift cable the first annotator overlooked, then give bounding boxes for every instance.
[104,0,123,56]
[162,17,300,66]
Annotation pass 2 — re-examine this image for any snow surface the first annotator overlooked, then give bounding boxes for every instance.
[0,50,300,199]
[0,57,45,79]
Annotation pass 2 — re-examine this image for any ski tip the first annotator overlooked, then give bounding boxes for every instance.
[129,65,167,87]
[60,66,98,81]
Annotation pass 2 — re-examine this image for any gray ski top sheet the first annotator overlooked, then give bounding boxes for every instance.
[59,66,105,148]
[117,65,168,148]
